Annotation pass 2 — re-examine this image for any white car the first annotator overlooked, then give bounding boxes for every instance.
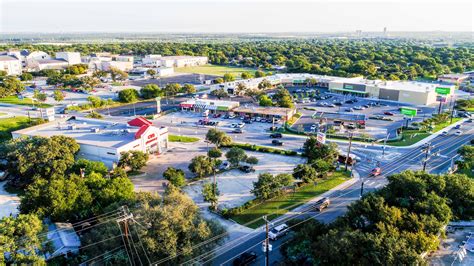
[454,130,462,136]
[231,123,238,128]
[441,131,448,136]
[269,224,289,240]
[237,123,245,128]
[310,124,318,131]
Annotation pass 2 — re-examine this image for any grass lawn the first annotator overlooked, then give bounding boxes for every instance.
[287,112,302,126]
[0,96,52,108]
[230,171,351,228]
[175,64,258,77]
[0,116,39,142]
[168,134,200,143]
[0,112,6,116]
[388,118,462,147]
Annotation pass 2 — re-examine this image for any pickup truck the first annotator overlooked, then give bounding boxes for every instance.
[314,197,330,211]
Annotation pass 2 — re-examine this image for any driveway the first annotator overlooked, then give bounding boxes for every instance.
[0,182,19,218]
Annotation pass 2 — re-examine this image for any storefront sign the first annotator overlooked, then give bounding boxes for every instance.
[435,87,450,95]
[317,132,326,144]
[400,107,417,116]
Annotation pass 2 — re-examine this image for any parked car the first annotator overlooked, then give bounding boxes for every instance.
[314,197,330,211]
[384,111,394,116]
[243,118,253,124]
[441,131,448,136]
[232,252,257,266]
[239,165,255,173]
[363,104,370,108]
[237,123,245,128]
[233,128,243,133]
[270,133,282,138]
[344,108,354,112]
[219,161,231,170]
[228,114,236,119]
[334,101,343,106]
[269,224,289,241]
[255,117,262,122]
[353,106,365,110]
[272,140,284,146]
[231,123,238,128]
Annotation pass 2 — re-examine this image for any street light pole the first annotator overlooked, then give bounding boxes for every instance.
[263,215,270,266]
[345,131,353,172]
[422,142,432,172]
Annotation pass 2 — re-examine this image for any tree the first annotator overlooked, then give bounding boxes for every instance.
[246,156,259,165]
[92,70,108,79]
[208,147,222,159]
[0,76,25,97]
[202,183,220,210]
[215,77,224,84]
[20,72,33,81]
[210,88,229,99]
[189,155,214,178]
[118,150,149,171]
[235,83,247,95]
[223,73,235,82]
[181,83,196,94]
[53,90,64,102]
[65,64,88,75]
[258,95,273,106]
[109,67,128,81]
[252,173,293,200]
[35,91,47,102]
[20,171,134,221]
[303,137,339,163]
[313,159,333,177]
[0,136,80,188]
[147,69,157,78]
[164,83,182,96]
[0,214,46,265]
[273,87,294,108]
[72,158,109,176]
[80,76,100,89]
[163,167,186,187]
[118,88,139,102]
[254,70,265,78]
[225,147,247,167]
[140,83,162,99]
[258,79,272,90]
[205,128,232,147]
[293,164,318,183]
[241,72,252,79]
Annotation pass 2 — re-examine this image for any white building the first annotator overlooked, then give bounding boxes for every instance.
[143,55,208,68]
[55,52,82,65]
[83,54,134,72]
[45,223,81,260]
[0,54,22,75]
[28,59,69,71]
[12,116,169,167]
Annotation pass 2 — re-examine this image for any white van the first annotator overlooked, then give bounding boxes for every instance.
[269,224,289,240]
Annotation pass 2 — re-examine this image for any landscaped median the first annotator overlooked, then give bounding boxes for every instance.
[223,171,351,229]
[0,116,45,142]
[168,134,200,143]
[222,142,298,156]
[0,95,52,108]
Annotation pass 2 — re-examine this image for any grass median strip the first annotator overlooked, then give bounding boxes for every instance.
[175,64,257,76]
[168,134,200,143]
[0,116,43,142]
[229,171,351,228]
[0,96,52,108]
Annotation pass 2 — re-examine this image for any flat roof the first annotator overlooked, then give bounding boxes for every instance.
[182,99,239,108]
[233,106,295,116]
[0,55,18,61]
[381,81,453,93]
[313,111,366,121]
[37,59,68,64]
[160,56,207,60]
[14,117,139,149]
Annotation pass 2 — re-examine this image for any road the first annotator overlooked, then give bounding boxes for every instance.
[180,120,473,266]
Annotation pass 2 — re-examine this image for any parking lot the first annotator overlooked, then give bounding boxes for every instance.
[289,89,437,139]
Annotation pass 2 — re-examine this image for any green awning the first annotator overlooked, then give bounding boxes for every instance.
[217,106,228,111]
[330,88,369,94]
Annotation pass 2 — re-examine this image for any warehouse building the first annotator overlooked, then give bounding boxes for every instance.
[142,55,208,68]
[233,106,297,121]
[180,99,240,114]
[12,116,168,168]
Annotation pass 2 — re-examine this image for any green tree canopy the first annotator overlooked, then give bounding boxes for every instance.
[118,88,139,103]
[225,147,247,166]
[189,155,214,178]
[205,128,232,147]
[163,167,186,187]
[118,150,149,172]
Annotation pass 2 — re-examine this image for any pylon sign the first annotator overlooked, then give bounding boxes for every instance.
[155,97,161,113]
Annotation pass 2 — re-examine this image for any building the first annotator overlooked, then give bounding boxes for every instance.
[28,59,69,71]
[0,54,22,75]
[45,223,81,260]
[55,52,82,65]
[438,73,470,84]
[23,50,51,68]
[233,106,297,121]
[180,99,240,114]
[12,116,168,167]
[128,67,174,79]
[142,55,208,68]
[83,54,134,72]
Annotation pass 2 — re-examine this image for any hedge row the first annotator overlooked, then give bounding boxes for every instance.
[223,142,298,156]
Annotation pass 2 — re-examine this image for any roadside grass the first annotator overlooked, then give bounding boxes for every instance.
[168,134,200,143]
[0,96,52,108]
[229,171,351,228]
[458,169,474,179]
[0,116,42,142]
[388,118,462,146]
[0,112,6,116]
[286,112,302,126]
[175,64,258,77]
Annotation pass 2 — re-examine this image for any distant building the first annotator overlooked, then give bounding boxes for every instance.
[83,54,134,72]
[128,67,174,79]
[180,99,240,114]
[28,59,69,71]
[12,116,169,167]
[55,52,82,65]
[45,223,81,260]
[0,54,22,75]
[438,73,470,84]
[142,55,208,68]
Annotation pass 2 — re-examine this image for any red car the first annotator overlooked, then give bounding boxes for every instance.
[370,167,382,177]
[384,111,394,116]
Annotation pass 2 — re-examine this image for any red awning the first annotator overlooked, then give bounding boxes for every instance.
[180,103,194,108]
[128,117,152,127]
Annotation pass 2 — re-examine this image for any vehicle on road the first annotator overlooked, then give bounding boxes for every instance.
[231,123,238,128]
[269,224,289,240]
[239,165,255,173]
[370,167,382,177]
[270,133,282,138]
[441,131,448,136]
[272,139,284,146]
[384,111,394,116]
[310,124,318,131]
[237,123,245,128]
[344,108,354,112]
[454,124,462,129]
[353,106,365,110]
[233,128,243,133]
[314,197,330,211]
[334,101,343,106]
[232,251,257,266]
[454,130,462,136]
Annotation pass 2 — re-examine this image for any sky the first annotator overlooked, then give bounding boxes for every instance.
[0,0,472,33]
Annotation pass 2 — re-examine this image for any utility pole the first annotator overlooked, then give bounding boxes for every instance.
[263,216,270,266]
[449,95,455,124]
[345,131,353,171]
[117,206,137,266]
[422,143,432,172]
[382,132,389,156]
[360,181,364,197]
